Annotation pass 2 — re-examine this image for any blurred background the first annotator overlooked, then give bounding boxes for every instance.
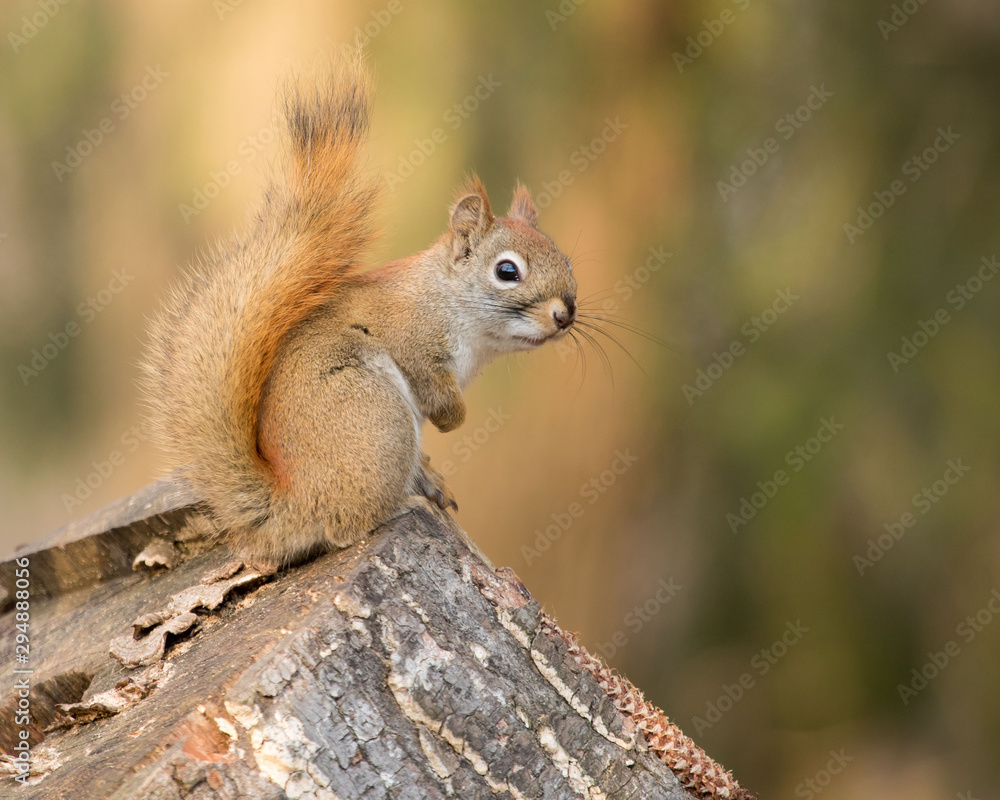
[2,0,999,796]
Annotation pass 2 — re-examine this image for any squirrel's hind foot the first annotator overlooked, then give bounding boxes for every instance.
[414,453,459,511]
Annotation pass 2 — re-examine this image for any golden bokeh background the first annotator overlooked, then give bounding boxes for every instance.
[2,1,999,796]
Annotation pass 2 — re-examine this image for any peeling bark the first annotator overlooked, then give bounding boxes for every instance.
[0,480,756,799]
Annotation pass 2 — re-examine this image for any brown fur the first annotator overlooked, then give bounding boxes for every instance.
[142,62,577,564]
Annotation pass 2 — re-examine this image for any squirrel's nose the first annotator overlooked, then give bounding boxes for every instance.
[552,298,576,330]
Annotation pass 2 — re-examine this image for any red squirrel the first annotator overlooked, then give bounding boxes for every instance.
[141,60,577,566]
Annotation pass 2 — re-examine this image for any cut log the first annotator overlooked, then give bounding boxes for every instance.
[0,481,756,800]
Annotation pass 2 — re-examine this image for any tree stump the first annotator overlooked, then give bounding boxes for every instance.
[0,480,756,800]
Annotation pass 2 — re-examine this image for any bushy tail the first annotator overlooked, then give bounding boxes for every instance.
[141,59,380,531]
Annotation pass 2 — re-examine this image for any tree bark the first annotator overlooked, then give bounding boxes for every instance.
[0,481,755,800]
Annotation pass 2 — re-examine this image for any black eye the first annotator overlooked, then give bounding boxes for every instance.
[495,260,521,282]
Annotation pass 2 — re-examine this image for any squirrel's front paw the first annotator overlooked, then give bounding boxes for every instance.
[430,402,466,434]
[416,454,459,511]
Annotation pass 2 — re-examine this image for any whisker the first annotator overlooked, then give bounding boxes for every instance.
[561,329,585,397]
[576,313,673,350]
[571,330,589,398]
[575,320,647,376]
[451,298,522,310]
[577,299,622,311]
[569,229,584,263]
[568,255,604,269]
[577,288,620,305]
[569,247,603,263]
[574,325,614,391]
[451,300,524,317]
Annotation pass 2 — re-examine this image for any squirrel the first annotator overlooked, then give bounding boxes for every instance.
[141,61,578,567]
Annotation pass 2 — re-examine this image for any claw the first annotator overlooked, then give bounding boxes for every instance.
[418,454,459,513]
[430,489,458,512]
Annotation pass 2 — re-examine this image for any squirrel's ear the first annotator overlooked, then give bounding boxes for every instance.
[449,176,494,259]
[507,182,538,228]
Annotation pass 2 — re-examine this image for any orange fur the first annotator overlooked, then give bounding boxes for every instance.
[141,58,380,534]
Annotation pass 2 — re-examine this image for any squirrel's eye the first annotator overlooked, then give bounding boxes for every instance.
[495,260,521,282]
